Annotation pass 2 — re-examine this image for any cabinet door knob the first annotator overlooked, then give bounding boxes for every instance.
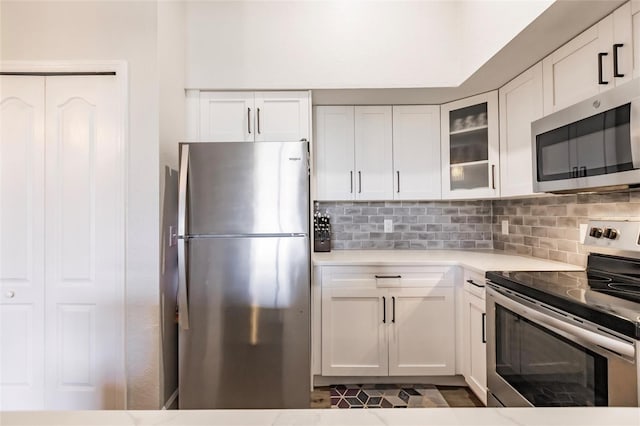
[5,290,15,299]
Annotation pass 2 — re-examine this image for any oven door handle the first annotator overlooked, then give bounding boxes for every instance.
[489,288,635,359]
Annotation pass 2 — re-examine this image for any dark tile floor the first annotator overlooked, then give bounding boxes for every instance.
[311,384,483,408]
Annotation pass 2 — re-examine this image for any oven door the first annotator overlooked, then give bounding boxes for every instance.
[486,284,638,407]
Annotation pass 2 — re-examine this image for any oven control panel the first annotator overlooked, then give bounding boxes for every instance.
[583,220,640,251]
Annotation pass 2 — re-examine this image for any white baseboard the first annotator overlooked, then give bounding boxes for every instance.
[162,389,179,410]
[313,375,467,387]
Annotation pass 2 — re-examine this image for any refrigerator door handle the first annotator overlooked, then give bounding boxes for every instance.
[178,145,190,330]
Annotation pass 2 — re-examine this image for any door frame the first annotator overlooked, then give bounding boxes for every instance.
[0,60,128,408]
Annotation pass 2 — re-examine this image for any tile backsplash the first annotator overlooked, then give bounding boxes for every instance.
[317,190,640,267]
[492,191,640,267]
[316,200,493,250]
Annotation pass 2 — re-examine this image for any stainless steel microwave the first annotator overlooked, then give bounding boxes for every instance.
[532,80,640,193]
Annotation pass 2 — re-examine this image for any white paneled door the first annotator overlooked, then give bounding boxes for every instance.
[254,91,310,142]
[388,287,455,376]
[314,106,355,200]
[354,106,393,201]
[199,92,254,142]
[0,74,124,410]
[392,105,441,200]
[321,288,388,376]
[0,76,46,410]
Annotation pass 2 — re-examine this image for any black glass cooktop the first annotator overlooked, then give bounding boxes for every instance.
[486,254,640,339]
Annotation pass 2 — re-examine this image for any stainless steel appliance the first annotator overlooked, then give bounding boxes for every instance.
[177,141,311,409]
[532,80,640,193]
[486,220,640,407]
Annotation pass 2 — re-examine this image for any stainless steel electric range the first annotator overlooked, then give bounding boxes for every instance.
[485,220,640,407]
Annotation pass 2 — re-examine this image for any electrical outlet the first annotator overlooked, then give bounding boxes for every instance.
[501,220,509,235]
[384,219,393,233]
[579,223,588,243]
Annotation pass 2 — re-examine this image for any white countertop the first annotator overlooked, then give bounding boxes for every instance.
[312,250,584,274]
[3,408,640,426]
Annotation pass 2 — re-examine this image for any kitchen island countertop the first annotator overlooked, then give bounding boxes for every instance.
[3,407,639,426]
[312,249,584,274]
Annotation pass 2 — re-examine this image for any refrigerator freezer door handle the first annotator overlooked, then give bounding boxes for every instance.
[177,238,190,330]
[178,145,190,330]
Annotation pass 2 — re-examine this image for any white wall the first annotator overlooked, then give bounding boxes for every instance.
[157,0,185,409]
[186,0,461,89]
[1,1,161,409]
[185,0,553,90]
[159,1,185,171]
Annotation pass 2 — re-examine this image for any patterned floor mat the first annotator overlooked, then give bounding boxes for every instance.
[329,384,449,408]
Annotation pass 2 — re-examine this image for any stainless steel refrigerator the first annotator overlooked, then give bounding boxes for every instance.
[177,141,310,409]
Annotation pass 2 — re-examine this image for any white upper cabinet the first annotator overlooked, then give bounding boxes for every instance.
[199,92,254,142]
[314,105,393,201]
[314,106,355,200]
[315,105,439,201]
[197,91,310,142]
[543,3,633,115]
[354,106,393,201]
[632,1,640,78]
[441,91,500,200]
[254,92,310,142]
[498,62,543,198]
[392,106,441,200]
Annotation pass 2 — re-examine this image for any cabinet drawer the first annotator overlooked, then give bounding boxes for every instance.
[463,269,486,299]
[322,266,455,288]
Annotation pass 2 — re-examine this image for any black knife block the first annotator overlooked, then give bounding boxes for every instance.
[313,208,331,252]
[314,236,331,252]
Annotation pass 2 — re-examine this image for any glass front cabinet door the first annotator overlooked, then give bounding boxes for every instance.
[441,91,500,199]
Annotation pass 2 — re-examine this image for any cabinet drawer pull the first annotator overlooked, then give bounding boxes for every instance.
[358,171,362,193]
[392,296,396,323]
[375,275,401,279]
[613,43,624,78]
[598,52,609,85]
[397,171,400,193]
[382,296,386,324]
[580,166,587,177]
[482,313,486,343]
[247,107,252,134]
[466,279,485,288]
[350,171,353,193]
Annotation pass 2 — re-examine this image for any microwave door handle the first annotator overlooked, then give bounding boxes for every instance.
[177,145,190,330]
[631,99,640,169]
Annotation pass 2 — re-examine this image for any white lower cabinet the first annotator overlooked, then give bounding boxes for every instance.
[320,266,455,377]
[388,287,455,376]
[321,288,388,376]
[462,272,487,405]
